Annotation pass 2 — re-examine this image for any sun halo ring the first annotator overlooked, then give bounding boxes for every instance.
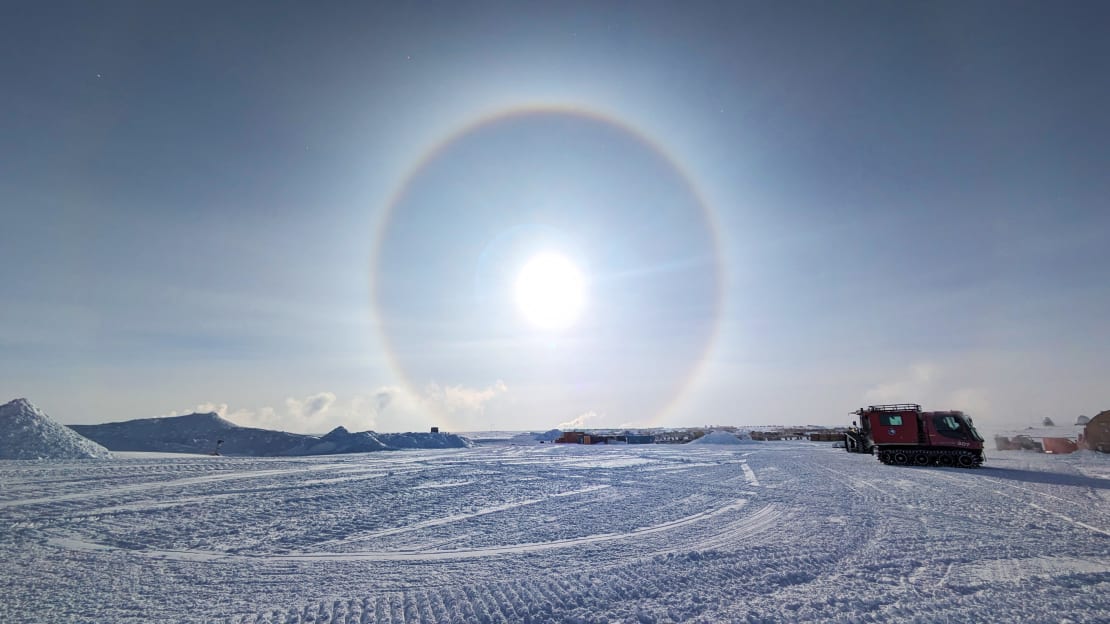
[369,103,726,430]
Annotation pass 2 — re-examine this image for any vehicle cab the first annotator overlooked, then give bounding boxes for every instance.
[923,411,984,449]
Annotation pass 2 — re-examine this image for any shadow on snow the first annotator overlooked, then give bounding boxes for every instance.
[980,467,1110,490]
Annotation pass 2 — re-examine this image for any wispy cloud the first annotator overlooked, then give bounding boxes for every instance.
[369,381,509,430]
[424,380,508,413]
[285,392,337,421]
[864,362,990,423]
[558,410,602,430]
[164,393,372,433]
[864,363,938,405]
[165,381,509,434]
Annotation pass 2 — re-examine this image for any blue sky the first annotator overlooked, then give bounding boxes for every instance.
[2,1,1108,432]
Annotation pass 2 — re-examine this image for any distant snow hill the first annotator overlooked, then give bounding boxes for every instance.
[0,398,113,460]
[69,413,473,457]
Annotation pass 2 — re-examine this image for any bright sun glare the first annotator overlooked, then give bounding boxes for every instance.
[514,253,586,330]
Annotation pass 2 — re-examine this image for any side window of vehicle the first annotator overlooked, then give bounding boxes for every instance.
[880,415,903,426]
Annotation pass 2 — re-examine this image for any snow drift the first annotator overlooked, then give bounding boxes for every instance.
[0,398,112,460]
[687,430,754,445]
[377,432,473,449]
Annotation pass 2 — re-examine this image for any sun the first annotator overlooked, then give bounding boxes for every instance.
[514,252,586,330]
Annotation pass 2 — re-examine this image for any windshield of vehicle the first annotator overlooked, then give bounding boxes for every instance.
[933,414,982,441]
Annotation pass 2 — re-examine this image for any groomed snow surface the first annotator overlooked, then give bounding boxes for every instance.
[1,443,1108,623]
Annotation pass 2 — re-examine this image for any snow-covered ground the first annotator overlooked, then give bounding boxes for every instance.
[1,443,1107,622]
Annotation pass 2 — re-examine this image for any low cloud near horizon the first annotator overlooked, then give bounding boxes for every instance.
[164,381,508,434]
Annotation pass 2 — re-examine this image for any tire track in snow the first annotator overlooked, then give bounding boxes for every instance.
[993,489,1110,537]
[313,484,612,548]
[816,465,897,499]
[741,461,760,486]
[920,468,1110,536]
[0,465,349,509]
[980,473,1109,509]
[948,555,1110,586]
[670,503,782,553]
[245,505,803,624]
[49,497,760,562]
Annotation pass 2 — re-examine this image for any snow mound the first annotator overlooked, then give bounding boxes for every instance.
[70,413,473,456]
[0,398,113,460]
[313,426,389,453]
[536,429,562,442]
[71,413,391,456]
[508,429,562,445]
[377,432,474,449]
[71,412,313,456]
[687,430,753,445]
[507,433,540,445]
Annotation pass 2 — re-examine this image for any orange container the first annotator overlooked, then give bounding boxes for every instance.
[1041,437,1078,454]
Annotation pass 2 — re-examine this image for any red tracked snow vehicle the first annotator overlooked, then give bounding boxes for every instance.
[845,403,984,467]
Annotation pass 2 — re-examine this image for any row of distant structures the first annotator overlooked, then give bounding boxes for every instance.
[556,431,656,444]
[553,426,848,445]
[995,410,1110,455]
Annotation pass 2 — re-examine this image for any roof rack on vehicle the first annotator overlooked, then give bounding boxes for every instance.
[864,403,922,412]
